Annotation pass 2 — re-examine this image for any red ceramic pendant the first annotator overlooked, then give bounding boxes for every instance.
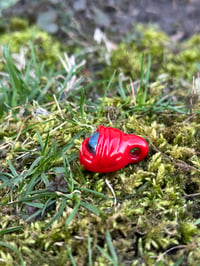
[79,125,148,173]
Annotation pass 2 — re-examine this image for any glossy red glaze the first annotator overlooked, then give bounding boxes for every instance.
[79,125,148,173]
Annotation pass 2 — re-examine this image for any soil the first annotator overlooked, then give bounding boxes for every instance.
[3,0,200,41]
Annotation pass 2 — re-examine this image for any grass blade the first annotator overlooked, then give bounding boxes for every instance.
[29,41,40,79]
[143,54,151,104]
[88,235,93,266]
[98,70,116,118]
[62,152,74,192]
[7,160,18,177]
[25,209,42,222]
[46,197,66,229]
[41,198,56,217]
[65,200,81,229]
[24,201,44,209]
[0,226,24,236]
[96,245,117,265]
[22,173,40,198]
[81,201,100,216]
[66,245,76,266]
[36,130,44,150]
[117,74,126,99]
[0,241,25,266]
[106,230,118,264]
[137,53,144,105]
[173,256,184,266]
[80,88,85,121]
[24,156,42,178]
[43,132,50,155]
[76,187,109,199]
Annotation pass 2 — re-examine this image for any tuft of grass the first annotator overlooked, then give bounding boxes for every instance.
[0,44,85,118]
[0,44,46,116]
[2,45,30,108]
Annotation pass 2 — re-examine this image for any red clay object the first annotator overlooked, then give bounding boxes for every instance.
[79,125,148,173]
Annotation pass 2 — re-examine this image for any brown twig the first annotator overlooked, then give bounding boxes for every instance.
[184,192,200,199]
[155,244,187,262]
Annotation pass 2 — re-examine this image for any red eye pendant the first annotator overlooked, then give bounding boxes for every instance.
[79,125,148,173]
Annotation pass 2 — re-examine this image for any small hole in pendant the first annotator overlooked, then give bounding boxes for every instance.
[130,147,140,157]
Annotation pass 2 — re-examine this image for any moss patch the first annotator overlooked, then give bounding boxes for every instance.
[105,25,200,82]
[0,17,61,69]
[0,93,200,265]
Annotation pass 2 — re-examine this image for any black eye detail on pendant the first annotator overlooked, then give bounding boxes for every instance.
[87,132,99,155]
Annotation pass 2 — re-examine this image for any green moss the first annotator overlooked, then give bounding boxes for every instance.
[0,19,61,68]
[9,17,29,31]
[0,93,200,265]
[105,25,200,82]
[107,25,168,81]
